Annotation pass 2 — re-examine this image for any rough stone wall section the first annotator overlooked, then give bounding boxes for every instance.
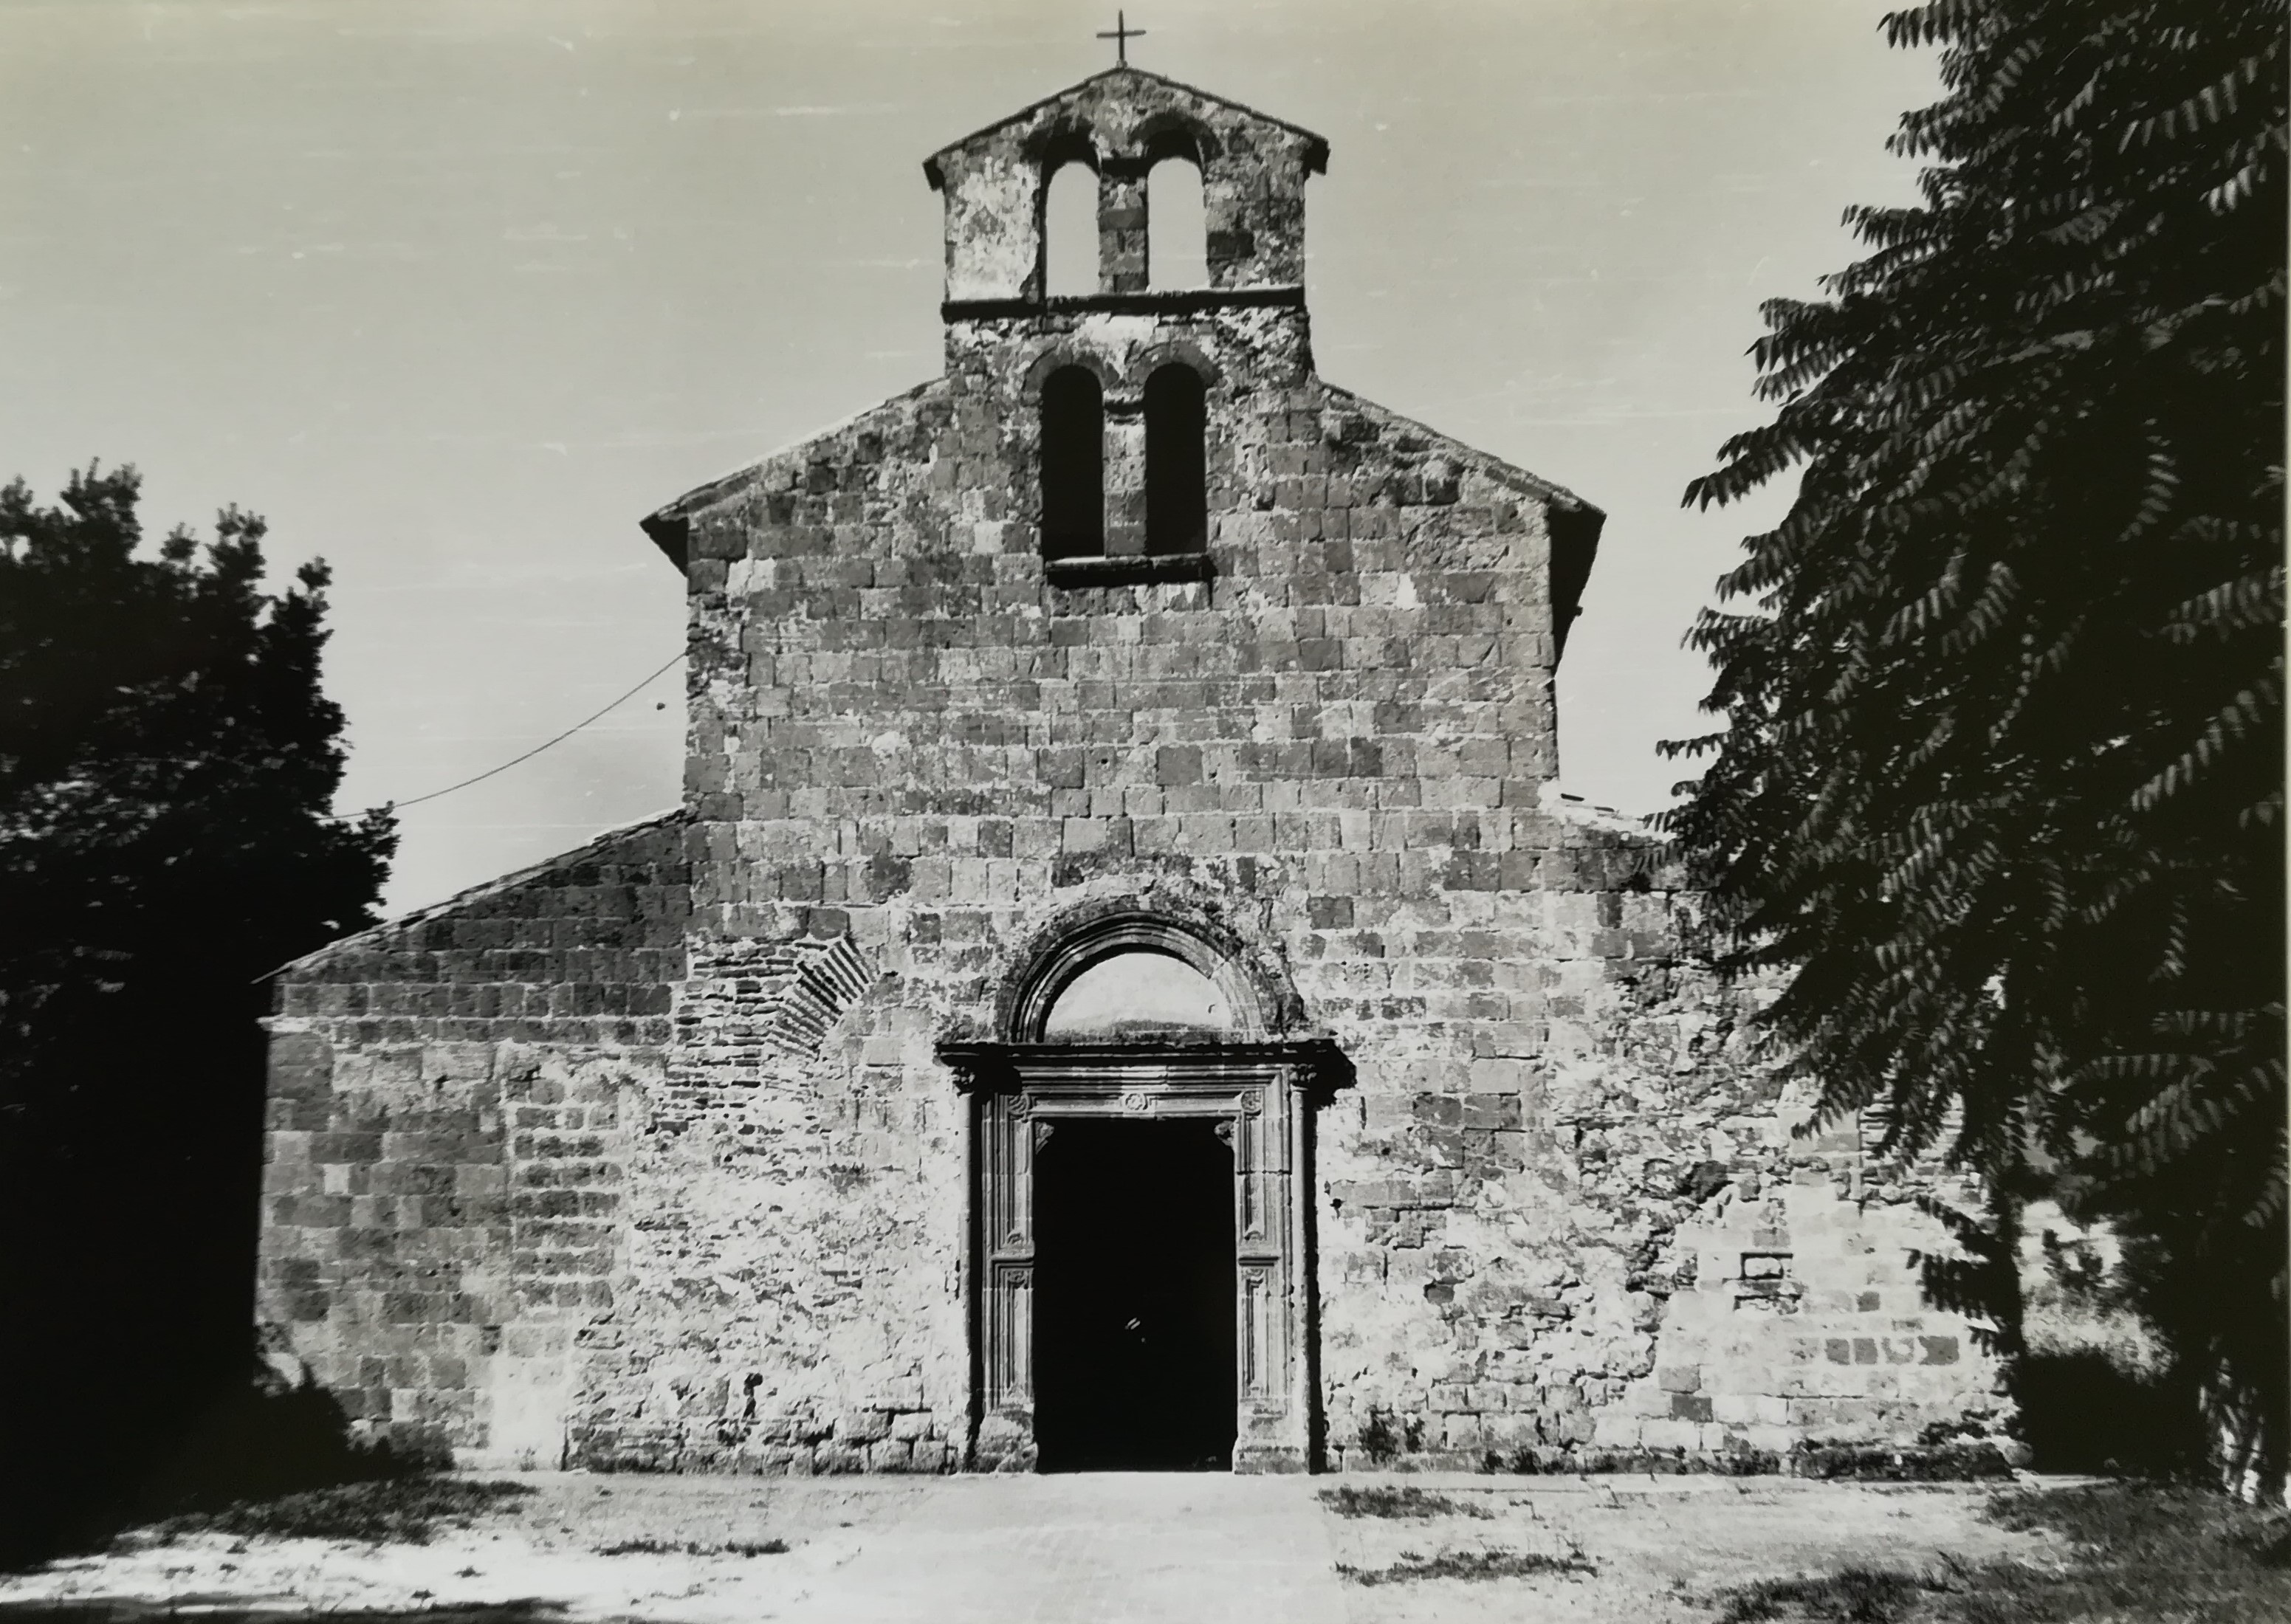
[257,813,689,1467]
[569,915,960,1476]
[1312,796,2004,1468]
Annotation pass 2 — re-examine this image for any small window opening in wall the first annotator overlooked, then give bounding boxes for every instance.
[1040,366,1105,560]
[1043,159,1099,297]
[1145,364,1208,555]
[1147,156,1207,290]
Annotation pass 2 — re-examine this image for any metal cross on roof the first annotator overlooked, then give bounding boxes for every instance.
[1096,10,1145,66]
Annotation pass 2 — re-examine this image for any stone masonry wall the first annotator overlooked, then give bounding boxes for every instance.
[599,286,2007,1470]
[1311,797,2006,1469]
[262,65,2009,1474]
[258,813,688,1467]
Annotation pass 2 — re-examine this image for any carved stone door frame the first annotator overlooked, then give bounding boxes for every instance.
[938,1038,1345,1473]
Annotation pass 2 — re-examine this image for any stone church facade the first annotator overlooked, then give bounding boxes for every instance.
[258,69,2005,1474]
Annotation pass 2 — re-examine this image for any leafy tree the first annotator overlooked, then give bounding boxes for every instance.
[1666,1,2285,1483]
[0,465,395,1557]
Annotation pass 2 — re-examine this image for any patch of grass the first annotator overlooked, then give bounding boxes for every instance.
[1489,1445,1785,1476]
[1791,1444,2015,1483]
[140,1478,536,1547]
[1709,1482,2291,1623]
[1319,1484,1494,1520]
[1482,1442,2013,1479]
[1717,1567,1930,1623]
[1960,1483,2291,1621]
[593,1538,789,1558]
[1335,1546,1596,1586]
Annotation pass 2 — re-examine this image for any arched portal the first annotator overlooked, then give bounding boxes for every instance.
[939,910,1345,1476]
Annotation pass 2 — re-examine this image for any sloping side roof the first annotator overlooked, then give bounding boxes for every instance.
[263,806,687,982]
[1315,381,1598,515]
[1315,382,1606,654]
[639,379,949,570]
[636,374,1601,656]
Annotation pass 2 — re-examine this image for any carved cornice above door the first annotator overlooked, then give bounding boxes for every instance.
[937,1036,1350,1100]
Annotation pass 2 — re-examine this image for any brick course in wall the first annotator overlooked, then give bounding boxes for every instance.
[259,66,2010,1473]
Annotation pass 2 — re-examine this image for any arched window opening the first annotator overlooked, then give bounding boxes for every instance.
[1145,364,1208,556]
[1040,365,1104,560]
[1041,949,1236,1039]
[1146,156,1208,290]
[1043,159,1099,297]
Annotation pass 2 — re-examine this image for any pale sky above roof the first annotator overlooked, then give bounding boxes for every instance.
[0,0,1937,916]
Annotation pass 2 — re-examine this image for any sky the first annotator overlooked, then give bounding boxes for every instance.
[0,0,1940,917]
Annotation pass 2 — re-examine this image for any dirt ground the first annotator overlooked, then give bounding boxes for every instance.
[0,1470,2070,1624]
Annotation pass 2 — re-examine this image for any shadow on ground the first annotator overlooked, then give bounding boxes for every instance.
[1707,1483,2291,1624]
[2014,1351,2205,1476]
[0,1606,569,1624]
[4,1375,460,1572]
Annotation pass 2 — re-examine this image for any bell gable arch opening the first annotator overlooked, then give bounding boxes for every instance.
[1145,154,1208,291]
[1039,136,1101,298]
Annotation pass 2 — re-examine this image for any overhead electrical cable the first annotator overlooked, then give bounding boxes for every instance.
[387,650,684,810]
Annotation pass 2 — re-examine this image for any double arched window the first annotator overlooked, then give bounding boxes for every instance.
[1032,128,1213,571]
[1043,134,1208,297]
[1037,362,1208,564]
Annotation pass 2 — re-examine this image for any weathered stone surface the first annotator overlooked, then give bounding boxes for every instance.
[924,67,1328,302]
[256,815,687,1465]
[258,64,2008,1475]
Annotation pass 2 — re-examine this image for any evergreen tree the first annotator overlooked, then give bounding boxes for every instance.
[1667,1,2286,1483]
[0,465,395,1556]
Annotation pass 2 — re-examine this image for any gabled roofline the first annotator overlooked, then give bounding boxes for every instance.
[922,66,1329,190]
[1313,381,1602,518]
[639,378,947,571]
[1313,382,1606,664]
[639,374,1604,662]
[1539,779,1664,839]
[257,806,687,983]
